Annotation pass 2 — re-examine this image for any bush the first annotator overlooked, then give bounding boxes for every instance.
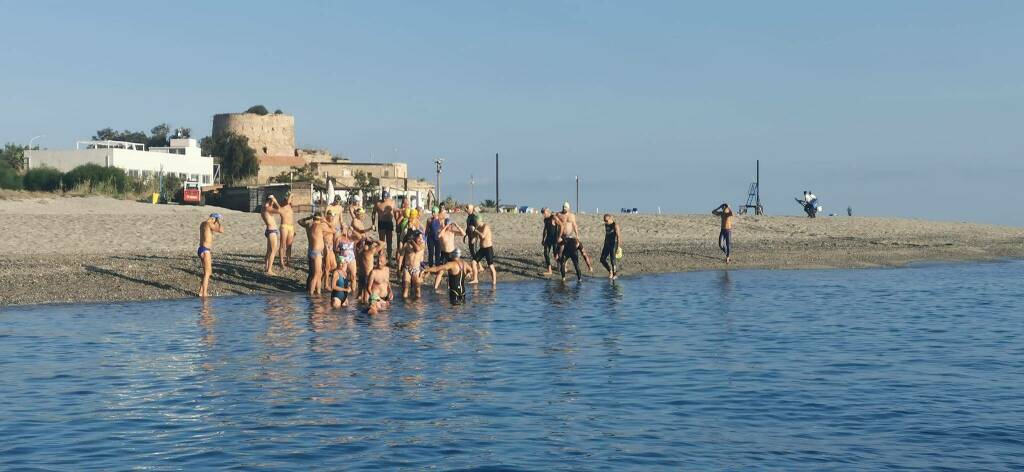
[64,164,127,193]
[245,105,269,115]
[23,167,63,192]
[0,163,21,189]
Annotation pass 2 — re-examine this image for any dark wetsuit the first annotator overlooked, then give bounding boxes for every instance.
[466,213,479,256]
[448,260,467,305]
[559,237,582,281]
[542,215,559,267]
[600,222,619,274]
[426,218,442,266]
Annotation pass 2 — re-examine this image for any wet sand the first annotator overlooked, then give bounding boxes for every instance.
[1,195,1022,306]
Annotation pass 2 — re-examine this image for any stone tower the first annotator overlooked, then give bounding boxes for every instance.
[212,112,296,157]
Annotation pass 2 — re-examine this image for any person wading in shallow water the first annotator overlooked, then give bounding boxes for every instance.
[298,213,330,295]
[197,213,224,297]
[600,213,621,279]
[712,203,735,263]
[424,249,470,305]
[541,208,559,276]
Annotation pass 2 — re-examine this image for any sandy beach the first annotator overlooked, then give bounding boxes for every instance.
[1,195,1021,306]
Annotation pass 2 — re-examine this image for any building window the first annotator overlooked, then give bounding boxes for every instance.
[202,175,211,184]
[179,173,187,179]
[190,174,199,182]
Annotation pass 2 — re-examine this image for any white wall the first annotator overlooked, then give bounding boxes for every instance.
[26,148,215,184]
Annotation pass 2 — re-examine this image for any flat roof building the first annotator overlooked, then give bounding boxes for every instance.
[25,138,216,185]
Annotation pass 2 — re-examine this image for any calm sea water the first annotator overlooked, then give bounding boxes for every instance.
[2,262,1023,471]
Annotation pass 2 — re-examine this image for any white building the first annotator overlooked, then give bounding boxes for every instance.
[25,138,216,185]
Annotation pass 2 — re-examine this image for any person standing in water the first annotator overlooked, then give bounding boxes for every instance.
[197,213,224,297]
[556,202,583,282]
[261,195,281,275]
[600,214,621,279]
[433,221,466,290]
[400,225,426,299]
[372,192,397,262]
[424,249,470,305]
[298,213,328,294]
[712,203,735,263]
[541,208,559,275]
[278,192,296,268]
[365,253,393,315]
[469,219,497,286]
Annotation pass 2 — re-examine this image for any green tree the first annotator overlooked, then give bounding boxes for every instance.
[92,127,148,144]
[274,109,284,114]
[480,199,497,208]
[146,123,171,148]
[1,143,31,171]
[245,105,269,115]
[207,132,259,185]
[353,171,379,199]
[0,162,21,189]
[270,163,323,187]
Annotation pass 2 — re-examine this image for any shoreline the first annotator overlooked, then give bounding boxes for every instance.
[4,256,1023,309]
[1,196,1023,307]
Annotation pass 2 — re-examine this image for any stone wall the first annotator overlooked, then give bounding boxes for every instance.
[212,113,296,157]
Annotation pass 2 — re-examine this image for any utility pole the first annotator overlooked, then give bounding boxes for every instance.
[575,176,579,212]
[756,159,763,215]
[495,153,500,211]
[434,158,444,207]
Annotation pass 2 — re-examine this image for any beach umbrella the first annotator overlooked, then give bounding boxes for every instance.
[327,179,335,201]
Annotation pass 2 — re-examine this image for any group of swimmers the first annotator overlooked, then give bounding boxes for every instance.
[197,192,503,314]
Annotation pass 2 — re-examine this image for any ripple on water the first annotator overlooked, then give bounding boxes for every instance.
[1,262,1023,470]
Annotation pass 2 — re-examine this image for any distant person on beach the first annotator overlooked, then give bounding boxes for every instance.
[469,219,497,286]
[197,213,224,297]
[541,208,559,275]
[433,221,466,289]
[426,207,443,266]
[366,253,393,315]
[400,224,426,298]
[424,249,470,305]
[261,195,281,275]
[712,203,735,263]
[298,213,328,295]
[372,192,396,261]
[601,214,621,279]
[278,193,296,268]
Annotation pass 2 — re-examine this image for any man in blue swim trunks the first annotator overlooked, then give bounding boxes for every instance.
[197,213,225,297]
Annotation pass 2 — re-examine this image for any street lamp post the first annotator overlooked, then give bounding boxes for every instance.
[434,158,444,207]
[28,135,45,150]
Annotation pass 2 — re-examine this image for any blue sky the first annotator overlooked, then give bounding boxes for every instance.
[2,1,1022,224]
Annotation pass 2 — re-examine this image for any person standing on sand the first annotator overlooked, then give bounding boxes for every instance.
[197,213,224,297]
[261,195,281,275]
[278,192,296,268]
[348,206,370,239]
[712,203,735,263]
[298,214,328,294]
[424,249,470,305]
[469,219,497,286]
[372,192,397,262]
[600,214,621,279]
[556,202,583,282]
[541,208,559,275]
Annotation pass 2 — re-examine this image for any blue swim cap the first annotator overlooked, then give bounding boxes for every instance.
[210,213,223,220]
